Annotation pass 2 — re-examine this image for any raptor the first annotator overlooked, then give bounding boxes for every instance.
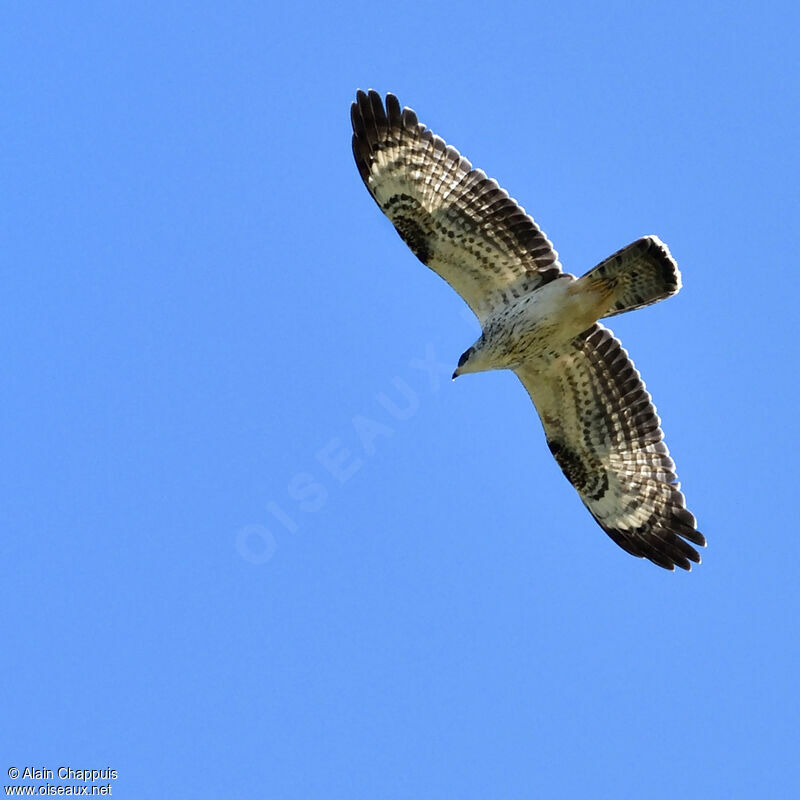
[351,90,705,570]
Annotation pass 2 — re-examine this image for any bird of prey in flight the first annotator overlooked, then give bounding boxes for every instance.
[350,90,704,571]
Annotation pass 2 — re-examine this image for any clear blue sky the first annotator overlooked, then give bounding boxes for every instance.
[3,2,799,797]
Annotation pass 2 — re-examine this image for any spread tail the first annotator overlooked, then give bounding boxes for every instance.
[578,236,681,318]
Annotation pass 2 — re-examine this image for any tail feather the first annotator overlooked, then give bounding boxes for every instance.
[579,236,681,319]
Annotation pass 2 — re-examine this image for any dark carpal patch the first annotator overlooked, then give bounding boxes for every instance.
[547,440,588,491]
[393,216,430,264]
[547,439,609,500]
[383,194,431,264]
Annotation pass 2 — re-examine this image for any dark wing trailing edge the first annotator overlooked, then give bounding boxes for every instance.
[351,89,562,321]
[515,324,705,570]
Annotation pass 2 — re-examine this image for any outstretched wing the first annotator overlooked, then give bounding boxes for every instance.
[515,324,705,570]
[351,90,562,321]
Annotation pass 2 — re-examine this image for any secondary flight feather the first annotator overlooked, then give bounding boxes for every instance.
[351,89,705,570]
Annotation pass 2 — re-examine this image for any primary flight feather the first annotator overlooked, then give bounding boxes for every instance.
[351,89,705,571]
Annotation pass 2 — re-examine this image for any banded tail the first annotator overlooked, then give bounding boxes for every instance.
[578,236,682,319]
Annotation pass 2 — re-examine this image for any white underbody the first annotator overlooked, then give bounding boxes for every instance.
[458,275,604,375]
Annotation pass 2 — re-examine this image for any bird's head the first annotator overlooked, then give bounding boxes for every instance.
[453,340,494,379]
